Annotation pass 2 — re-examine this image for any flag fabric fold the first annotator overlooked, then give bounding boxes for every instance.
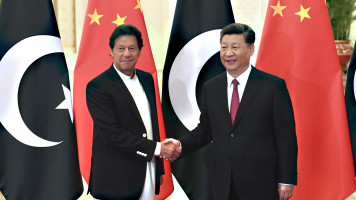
[346,42,356,174]
[73,0,173,199]
[0,0,83,199]
[162,0,234,199]
[256,0,356,199]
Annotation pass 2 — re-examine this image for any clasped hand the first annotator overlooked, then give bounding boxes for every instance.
[159,138,181,162]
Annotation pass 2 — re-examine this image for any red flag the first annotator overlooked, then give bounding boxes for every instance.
[256,0,356,199]
[73,0,173,199]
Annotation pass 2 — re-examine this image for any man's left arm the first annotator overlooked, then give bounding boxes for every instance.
[273,79,298,195]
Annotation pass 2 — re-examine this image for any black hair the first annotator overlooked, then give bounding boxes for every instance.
[220,23,255,45]
[109,24,144,50]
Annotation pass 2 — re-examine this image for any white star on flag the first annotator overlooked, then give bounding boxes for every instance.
[56,84,74,123]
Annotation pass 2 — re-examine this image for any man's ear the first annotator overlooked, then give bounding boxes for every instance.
[249,44,255,56]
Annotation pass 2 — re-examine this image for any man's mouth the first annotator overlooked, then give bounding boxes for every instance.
[226,59,237,64]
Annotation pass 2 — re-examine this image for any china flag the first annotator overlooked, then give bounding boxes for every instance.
[256,0,356,199]
[73,0,173,199]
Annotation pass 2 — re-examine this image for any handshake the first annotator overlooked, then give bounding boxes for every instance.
[159,138,181,162]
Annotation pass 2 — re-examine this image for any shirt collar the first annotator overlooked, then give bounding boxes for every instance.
[226,65,252,87]
[112,63,137,81]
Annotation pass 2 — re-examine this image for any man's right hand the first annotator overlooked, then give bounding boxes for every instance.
[160,138,181,161]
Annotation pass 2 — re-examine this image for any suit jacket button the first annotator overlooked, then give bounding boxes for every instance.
[230,133,235,138]
[143,133,147,137]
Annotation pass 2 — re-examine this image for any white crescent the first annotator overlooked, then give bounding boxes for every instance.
[0,35,63,147]
[168,29,221,131]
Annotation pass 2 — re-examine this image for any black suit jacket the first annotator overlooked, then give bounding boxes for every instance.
[86,65,164,199]
[180,67,298,200]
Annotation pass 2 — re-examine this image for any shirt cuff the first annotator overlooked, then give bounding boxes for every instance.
[278,183,294,186]
[154,142,161,156]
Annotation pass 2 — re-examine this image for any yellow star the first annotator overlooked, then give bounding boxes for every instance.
[295,5,311,22]
[112,13,127,26]
[271,1,287,17]
[88,9,103,25]
[135,0,143,13]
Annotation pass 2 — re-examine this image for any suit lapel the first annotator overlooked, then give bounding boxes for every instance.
[213,73,232,126]
[137,70,156,113]
[107,66,143,123]
[136,70,160,141]
[231,67,265,130]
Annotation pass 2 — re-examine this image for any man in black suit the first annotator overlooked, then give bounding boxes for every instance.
[86,25,177,200]
[164,23,298,200]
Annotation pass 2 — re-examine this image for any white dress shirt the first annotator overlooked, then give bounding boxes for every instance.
[227,65,252,111]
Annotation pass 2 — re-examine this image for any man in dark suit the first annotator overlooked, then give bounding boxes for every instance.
[86,25,177,200]
[164,23,298,200]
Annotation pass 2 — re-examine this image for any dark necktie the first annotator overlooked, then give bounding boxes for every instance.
[230,79,239,123]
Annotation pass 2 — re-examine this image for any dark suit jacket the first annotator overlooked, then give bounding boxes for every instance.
[86,65,164,200]
[180,66,298,200]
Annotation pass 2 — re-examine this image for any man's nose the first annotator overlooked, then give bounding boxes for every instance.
[123,48,131,56]
[226,48,234,56]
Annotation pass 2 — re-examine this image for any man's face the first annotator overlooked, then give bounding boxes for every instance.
[220,34,254,77]
[111,35,141,77]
